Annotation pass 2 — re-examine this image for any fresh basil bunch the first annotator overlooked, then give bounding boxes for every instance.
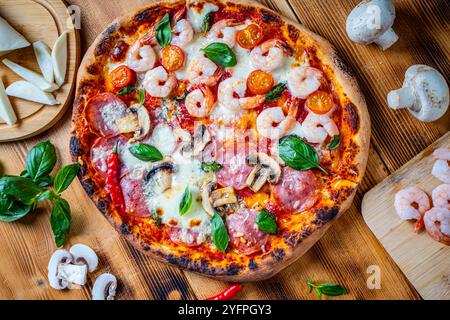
[0,141,79,247]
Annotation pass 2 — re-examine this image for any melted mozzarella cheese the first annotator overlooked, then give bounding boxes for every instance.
[174,34,206,81]
[150,123,176,156]
[187,2,219,32]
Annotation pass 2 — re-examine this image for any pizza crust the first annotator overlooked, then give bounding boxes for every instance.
[71,0,370,282]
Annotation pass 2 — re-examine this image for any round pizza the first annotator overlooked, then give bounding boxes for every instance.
[70,0,370,281]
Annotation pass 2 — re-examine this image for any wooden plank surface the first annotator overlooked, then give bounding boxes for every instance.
[0,0,448,300]
[362,132,450,300]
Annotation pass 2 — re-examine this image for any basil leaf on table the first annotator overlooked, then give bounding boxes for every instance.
[265,83,287,103]
[129,144,163,162]
[201,161,222,173]
[328,135,340,151]
[0,193,13,213]
[25,140,57,182]
[156,13,172,48]
[54,163,80,193]
[256,209,277,235]
[0,201,34,222]
[211,213,229,253]
[36,190,56,202]
[50,197,71,247]
[0,176,43,204]
[201,12,212,33]
[306,279,347,300]
[35,174,53,187]
[279,135,327,174]
[202,43,237,67]
[117,85,136,96]
[179,187,193,216]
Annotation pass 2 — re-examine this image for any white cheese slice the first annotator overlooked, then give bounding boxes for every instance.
[52,31,68,87]
[6,80,59,105]
[187,2,219,32]
[0,78,17,126]
[0,16,30,53]
[2,58,58,92]
[33,41,54,83]
[150,123,176,156]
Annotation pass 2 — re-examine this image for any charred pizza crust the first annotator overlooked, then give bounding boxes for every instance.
[70,0,370,281]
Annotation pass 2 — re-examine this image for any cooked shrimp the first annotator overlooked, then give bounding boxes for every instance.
[143,66,176,98]
[432,184,450,209]
[217,77,265,111]
[171,19,194,48]
[394,186,431,221]
[126,41,156,73]
[423,207,450,245]
[187,57,221,86]
[287,66,322,99]
[185,86,215,118]
[302,112,339,144]
[256,107,297,140]
[432,148,450,183]
[207,19,238,47]
[250,39,286,72]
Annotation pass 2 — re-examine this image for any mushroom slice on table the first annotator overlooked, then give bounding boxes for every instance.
[92,273,118,300]
[47,249,73,290]
[387,65,449,122]
[69,243,99,273]
[245,153,282,192]
[346,0,398,50]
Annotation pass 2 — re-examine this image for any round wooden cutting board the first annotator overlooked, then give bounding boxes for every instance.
[0,0,80,142]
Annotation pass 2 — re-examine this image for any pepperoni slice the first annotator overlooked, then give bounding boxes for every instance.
[90,136,128,178]
[216,149,253,190]
[169,227,205,247]
[120,176,150,218]
[271,167,319,214]
[226,209,268,255]
[85,92,128,136]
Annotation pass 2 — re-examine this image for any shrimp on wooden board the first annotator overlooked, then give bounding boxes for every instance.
[287,66,323,99]
[217,77,265,111]
[187,57,221,87]
[423,207,450,245]
[394,186,431,221]
[207,19,238,48]
[185,86,215,118]
[256,107,297,140]
[171,19,194,48]
[143,66,176,98]
[432,184,450,210]
[302,112,339,144]
[432,148,450,183]
[250,39,286,72]
[126,40,156,73]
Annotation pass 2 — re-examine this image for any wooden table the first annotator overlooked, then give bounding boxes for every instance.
[0,0,448,300]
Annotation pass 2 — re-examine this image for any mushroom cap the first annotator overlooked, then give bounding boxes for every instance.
[47,249,72,290]
[405,65,449,122]
[69,243,99,272]
[92,273,117,300]
[346,0,396,44]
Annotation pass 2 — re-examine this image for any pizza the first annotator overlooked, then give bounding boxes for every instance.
[70,0,370,281]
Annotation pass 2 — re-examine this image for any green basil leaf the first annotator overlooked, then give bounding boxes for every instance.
[256,209,277,235]
[279,135,327,173]
[117,85,136,96]
[265,83,287,103]
[0,176,43,204]
[201,161,222,173]
[36,190,55,202]
[50,197,71,247]
[0,193,13,213]
[156,13,172,48]
[25,141,57,182]
[54,163,80,194]
[35,175,53,187]
[201,12,213,33]
[211,213,229,253]
[129,144,163,162]
[20,170,30,178]
[328,135,340,151]
[0,201,33,222]
[202,43,237,67]
[317,283,348,297]
[138,89,146,104]
[315,288,323,300]
[150,209,162,228]
[179,187,193,216]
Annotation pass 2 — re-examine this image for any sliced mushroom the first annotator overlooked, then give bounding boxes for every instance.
[115,110,139,134]
[245,153,282,192]
[48,249,73,290]
[92,273,117,301]
[69,243,99,273]
[211,186,238,208]
[115,104,151,141]
[201,182,216,217]
[145,162,175,195]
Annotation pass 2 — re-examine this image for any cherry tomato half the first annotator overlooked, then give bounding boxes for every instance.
[236,24,264,49]
[247,70,274,95]
[305,91,334,115]
[109,66,137,90]
[161,45,185,72]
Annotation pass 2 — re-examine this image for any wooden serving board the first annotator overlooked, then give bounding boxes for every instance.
[362,132,450,300]
[0,0,80,142]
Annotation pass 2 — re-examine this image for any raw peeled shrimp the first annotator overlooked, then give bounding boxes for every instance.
[394,186,430,221]
[431,184,450,210]
[423,207,450,245]
[432,148,450,183]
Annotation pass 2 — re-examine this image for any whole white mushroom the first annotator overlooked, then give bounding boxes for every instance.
[387,65,449,122]
[346,0,398,50]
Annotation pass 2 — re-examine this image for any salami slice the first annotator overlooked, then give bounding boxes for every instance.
[216,149,253,190]
[85,92,128,136]
[120,176,150,218]
[271,167,319,214]
[226,209,268,255]
[90,135,128,178]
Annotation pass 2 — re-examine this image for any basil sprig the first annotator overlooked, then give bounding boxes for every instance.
[129,144,163,162]
[265,83,287,103]
[201,161,222,173]
[256,209,277,235]
[156,13,172,48]
[328,135,340,151]
[279,135,327,173]
[138,89,146,104]
[201,12,213,33]
[0,140,79,246]
[307,279,348,300]
[202,43,237,67]
[116,85,136,96]
[211,213,229,253]
[179,187,193,216]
